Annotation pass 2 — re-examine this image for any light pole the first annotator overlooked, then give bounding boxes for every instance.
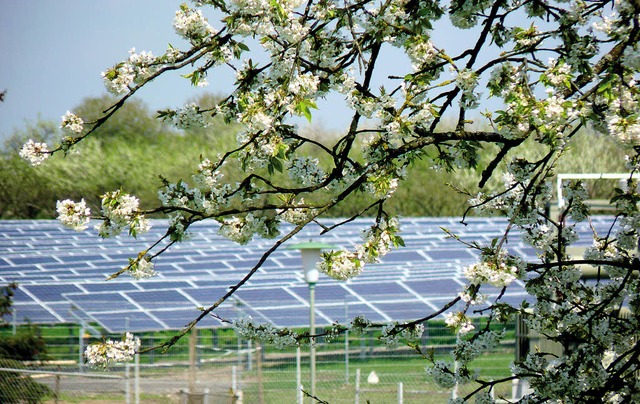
[289,241,334,400]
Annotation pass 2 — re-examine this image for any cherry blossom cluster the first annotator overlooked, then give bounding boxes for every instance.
[317,218,403,280]
[19,139,50,166]
[128,256,157,280]
[60,111,84,135]
[95,190,150,238]
[173,3,217,45]
[232,316,299,349]
[444,311,474,335]
[102,48,158,95]
[56,199,91,231]
[84,332,140,368]
[462,249,524,288]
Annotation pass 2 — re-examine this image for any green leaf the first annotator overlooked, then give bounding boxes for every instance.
[295,99,318,122]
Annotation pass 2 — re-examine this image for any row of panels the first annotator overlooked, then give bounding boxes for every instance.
[1,217,616,332]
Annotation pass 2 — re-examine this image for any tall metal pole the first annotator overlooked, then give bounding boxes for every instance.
[309,282,316,399]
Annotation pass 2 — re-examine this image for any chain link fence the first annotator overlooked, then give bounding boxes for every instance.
[0,320,517,403]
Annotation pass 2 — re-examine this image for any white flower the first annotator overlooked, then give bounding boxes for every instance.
[129,257,156,279]
[19,139,50,166]
[173,4,217,44]
[95,190,150,238]
[171,103,208,129]
[56,199,91,231]
[444,311,475,334]
[85,332,140,368]
[61,111,84,134]
[317,250,363,280]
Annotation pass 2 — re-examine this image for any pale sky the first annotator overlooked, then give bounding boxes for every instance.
[0,0,370,143]
[0,1,487,144]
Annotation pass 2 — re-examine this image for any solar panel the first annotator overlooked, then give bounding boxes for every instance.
[91,311,166,333]
[0,216,622,332]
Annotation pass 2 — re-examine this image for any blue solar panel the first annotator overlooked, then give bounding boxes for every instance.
[8,256,60,265]
[56,254,106,263]
[404,279,465,296]
[183,286,234,307]
[136,281,193,290]
[424,249,477,261]
[126,290,194,309]
[81,282,141,293]
[149,309,221,329]
[289,284,351,303]
[91,311,165,333]
[0,216,620,331]
[236,288,300,307]
[9,304,61,323]
[22,284,83,302]
[66,293,138,313]
[255,307,321,328]
[347,282,413,300]
[380,250,426,263]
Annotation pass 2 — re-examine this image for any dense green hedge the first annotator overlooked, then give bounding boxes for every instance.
[0,95,628,219]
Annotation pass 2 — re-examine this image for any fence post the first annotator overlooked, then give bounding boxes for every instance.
[296,346,302,404]
[189,327,197,395]
[397,382,403,404]
[54,368,61,404]
[135,353,140,404]
[355,368,360,404]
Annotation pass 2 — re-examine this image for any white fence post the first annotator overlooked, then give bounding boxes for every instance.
[355,368,360,404]
[297,346,302,404]
[398,382,403,404]
[134,353,140,404]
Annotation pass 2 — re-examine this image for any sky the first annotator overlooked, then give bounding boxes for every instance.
[0,1,489,145]
[0,0,369,144]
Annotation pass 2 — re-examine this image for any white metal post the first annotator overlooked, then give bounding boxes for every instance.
[134,352,140,404]
[355,368,360,404]
[296,346,302,404]
[345,298,349,385]
[309,282,316,398]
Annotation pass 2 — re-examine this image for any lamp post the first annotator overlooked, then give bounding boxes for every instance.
[288,241,334,400]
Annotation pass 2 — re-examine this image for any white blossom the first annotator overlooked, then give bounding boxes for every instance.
[84,333,140,368]
[19,139,50,166]
[129,256,156,279]
[444,312,474,334]
[56,199,91,231]
[60,111,84,134]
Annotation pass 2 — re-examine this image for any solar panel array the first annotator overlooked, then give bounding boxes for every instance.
[0,217,614,333]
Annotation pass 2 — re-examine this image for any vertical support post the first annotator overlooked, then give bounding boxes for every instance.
[452,333,460,400]
[232,365,238,396]
[125,318,131,404]
[397,382,403,404]
[54,369,61,404]
[309,282,316,399]
[256,343,264,404]
[355,368,360,404]
[344,298,349,385]
[134,352,140,404]
[189,327,197,395]
[12,307,16,335]
[79,325,85,373]
[125,354,131,404]
[296,347,302,404]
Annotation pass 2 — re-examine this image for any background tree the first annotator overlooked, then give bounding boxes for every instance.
[17,0,640,401]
